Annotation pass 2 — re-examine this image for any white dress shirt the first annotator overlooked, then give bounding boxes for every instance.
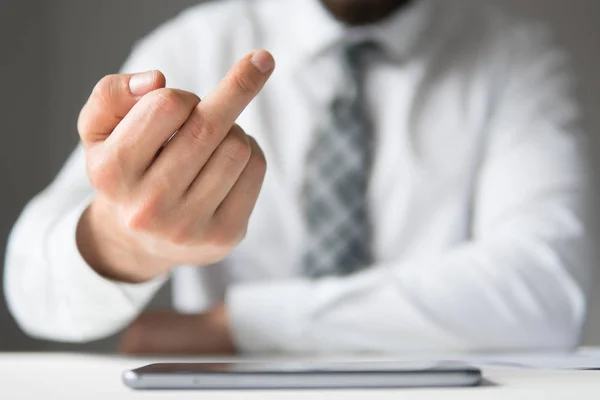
[4,0,595,353]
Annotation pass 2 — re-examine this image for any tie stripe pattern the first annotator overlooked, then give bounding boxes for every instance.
[302,41,378,278]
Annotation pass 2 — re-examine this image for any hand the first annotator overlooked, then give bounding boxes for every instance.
[118,304,235,355]
[76,50,275,283]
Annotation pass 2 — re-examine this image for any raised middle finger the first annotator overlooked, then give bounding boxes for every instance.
[151,50,274,191]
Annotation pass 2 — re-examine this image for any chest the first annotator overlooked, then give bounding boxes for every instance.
[229,58,491,277]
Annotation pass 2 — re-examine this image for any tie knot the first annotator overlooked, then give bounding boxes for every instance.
[343,40,381,75]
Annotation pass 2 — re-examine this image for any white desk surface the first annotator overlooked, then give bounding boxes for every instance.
[1,352,600,399]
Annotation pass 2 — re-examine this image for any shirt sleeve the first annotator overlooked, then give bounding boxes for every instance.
[4,146,167,342]
[3,18,197,342]
[226,23,596,353]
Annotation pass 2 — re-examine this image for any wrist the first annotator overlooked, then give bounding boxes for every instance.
[76,199,171,283]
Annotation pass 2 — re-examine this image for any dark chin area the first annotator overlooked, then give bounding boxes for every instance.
[320,0,415,26]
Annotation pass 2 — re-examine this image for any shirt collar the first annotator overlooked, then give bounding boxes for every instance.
[279,0,434,68]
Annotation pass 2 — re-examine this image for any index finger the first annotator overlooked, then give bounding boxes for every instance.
[198,49,275,131]
[78,71,166,146]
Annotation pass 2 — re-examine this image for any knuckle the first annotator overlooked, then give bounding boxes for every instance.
[230,70,259,94]
[231,220,250,244]
[205,227,242,253]
[87,163,110,193]
[92,74,120,108]
[123,192,165,233]
[148,172,174,198]
[207,213,250,251]
[184,112,218,144]
[246,146,267,178]
[221,131,251,164]
[166,223,194,246]
[148,88,184,115]
[165,203,211,246]
[87,149,123,195]
[79,74,124,139]
[123,209,148,233]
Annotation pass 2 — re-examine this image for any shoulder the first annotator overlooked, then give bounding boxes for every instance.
[420,2,571,118]
[428,2,564,75]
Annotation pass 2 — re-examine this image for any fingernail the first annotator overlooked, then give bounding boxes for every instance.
[250,50,275,74]
[129,71,156,96]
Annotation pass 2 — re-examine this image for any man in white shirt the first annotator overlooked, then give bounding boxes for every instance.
[4,0,595,354]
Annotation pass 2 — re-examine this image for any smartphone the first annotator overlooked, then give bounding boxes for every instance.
[123,360,482,390]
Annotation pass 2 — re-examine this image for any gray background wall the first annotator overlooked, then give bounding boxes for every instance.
[0,0,598,352]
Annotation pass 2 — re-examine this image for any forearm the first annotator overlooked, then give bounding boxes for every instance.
[225,178,593,353]
[227,230,590,354]
[4,149,165,343]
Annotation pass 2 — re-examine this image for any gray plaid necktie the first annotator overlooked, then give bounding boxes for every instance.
[302,41,378,278]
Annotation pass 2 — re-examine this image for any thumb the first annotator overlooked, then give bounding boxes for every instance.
[78,70,166,146]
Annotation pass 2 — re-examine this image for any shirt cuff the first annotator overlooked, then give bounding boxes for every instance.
[46,196,166,339]
[227,279,312,354]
